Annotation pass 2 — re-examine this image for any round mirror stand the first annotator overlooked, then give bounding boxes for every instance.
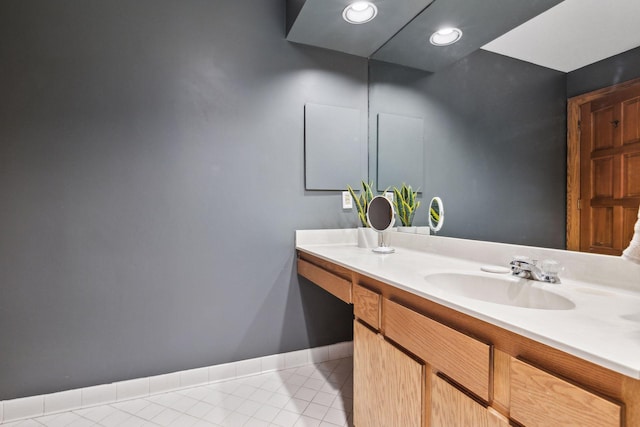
[372,236,395,254]
[367,195,396,254]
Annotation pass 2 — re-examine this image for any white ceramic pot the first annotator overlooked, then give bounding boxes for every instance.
[396,226,417,233]
[416,226,431,235]
[357,227,378,248]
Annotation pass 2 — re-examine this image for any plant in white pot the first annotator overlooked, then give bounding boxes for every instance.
[392,183,420,233]
[347,180,374,227]
[347,181,378,248]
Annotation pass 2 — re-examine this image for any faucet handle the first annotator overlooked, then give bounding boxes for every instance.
[539,259,562,283]
[510,256,532,276]
[539,259,562,274]
[511,255,532,264]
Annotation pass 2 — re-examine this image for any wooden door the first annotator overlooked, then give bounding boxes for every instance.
[579,84,640,255]
[353,320,424,427]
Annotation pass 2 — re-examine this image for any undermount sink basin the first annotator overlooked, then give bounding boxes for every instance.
[425,272,575,310]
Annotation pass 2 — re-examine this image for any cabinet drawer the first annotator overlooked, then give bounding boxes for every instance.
[385,299,491,401]
[431,374,509,427]
[510,358,622,427]
[297,259,352,303]
[353,284,381,329]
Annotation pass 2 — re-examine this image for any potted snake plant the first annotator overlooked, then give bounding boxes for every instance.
[347,181,379,248]
[392,183,420,233]
[347,180,375,227]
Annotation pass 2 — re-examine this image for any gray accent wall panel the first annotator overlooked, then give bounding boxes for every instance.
[377,113,424,192]
[369,52,567,247]
[0,0,364,399]
[304,103,365,190]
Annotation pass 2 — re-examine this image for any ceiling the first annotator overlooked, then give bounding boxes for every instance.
[482,0,640,73]
[287,0,640,74]
[370,0,562,71]
[286,0,434,58]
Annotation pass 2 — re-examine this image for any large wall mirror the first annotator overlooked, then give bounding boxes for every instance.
[287,0,640,253]
[368,0,640,253]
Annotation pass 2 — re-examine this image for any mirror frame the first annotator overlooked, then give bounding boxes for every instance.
[428,196,444,233]
[367,195,396,254]
[367,195,396,232]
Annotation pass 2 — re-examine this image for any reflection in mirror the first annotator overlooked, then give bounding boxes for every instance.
[369,53,566,248]
[429,197,444,233]
[622,208,640,265]
[367,196,395,253]
[369,41,640,251]
[376,113,424,192]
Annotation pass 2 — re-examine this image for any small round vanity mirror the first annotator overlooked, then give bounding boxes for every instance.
[367,195,395,254]
[428,196,444,233]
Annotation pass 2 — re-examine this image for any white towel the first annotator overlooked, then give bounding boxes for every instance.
[622,243,640,265]
[622,208,640,265]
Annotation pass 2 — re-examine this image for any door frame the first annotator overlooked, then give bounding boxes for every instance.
[566,76,640,250]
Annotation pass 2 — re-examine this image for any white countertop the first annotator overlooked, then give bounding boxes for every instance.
[296,229,640,379]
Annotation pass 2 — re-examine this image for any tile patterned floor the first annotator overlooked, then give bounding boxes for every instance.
[3,358,353,427]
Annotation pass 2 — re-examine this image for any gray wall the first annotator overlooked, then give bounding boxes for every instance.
[370,51,567,248]
[0,0,363,399]
[567,46,640,98]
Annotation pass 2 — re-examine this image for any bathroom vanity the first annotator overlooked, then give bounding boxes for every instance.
[296,229,640,427]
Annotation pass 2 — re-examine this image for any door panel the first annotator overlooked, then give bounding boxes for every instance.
[591,207,614,249]
[623,153,640,197]
[592,157,614,198]
[622,97,640,145]
[592,106,616,150]
[580,84,640,255]
[624,208,638,245]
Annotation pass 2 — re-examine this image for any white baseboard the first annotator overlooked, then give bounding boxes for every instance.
[0,341,353,424]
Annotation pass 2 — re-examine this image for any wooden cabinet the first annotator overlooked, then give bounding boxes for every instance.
[384,300,499,426]
[353,283,380,330]
[297,257,352,303]
[353,320,423,427]
[431,373,509,427]
[510,358,622,427]
[297,252,639,427]
[385,299,492,402]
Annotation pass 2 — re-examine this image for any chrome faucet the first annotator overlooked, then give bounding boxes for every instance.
[510,256,562,284]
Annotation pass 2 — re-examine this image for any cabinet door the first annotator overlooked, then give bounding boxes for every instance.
[353,320,423,427]
[431,374,509,427]
[385,299,492,401]
[510,358,622,427]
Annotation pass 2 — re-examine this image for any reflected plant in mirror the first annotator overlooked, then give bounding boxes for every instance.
[392,183,420,227]
[347,180,375,227]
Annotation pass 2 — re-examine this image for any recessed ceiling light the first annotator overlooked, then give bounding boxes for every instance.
[342,2,378,25]
[430,27,463,46]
